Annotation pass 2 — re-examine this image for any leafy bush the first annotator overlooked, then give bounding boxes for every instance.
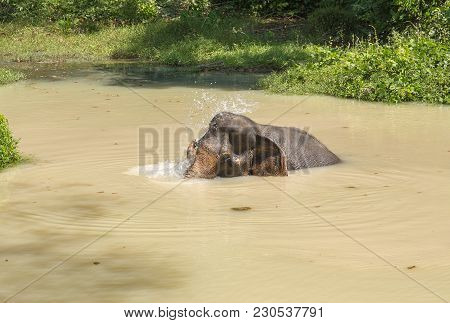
[0,0,322,23]
[209,0,319,17]
[261,34,450,104]
[0,0,159,31]
[351,0,449,39]
[0,114,21,170]
[395,0,450,41]
[0,0,50,23]
[159,0,211,18]
[304,6,362,44]
[1,0,448,38]
[350,0,396,36]
[394,0,448,26]
[54,0,159,32]
[0,67,24,85]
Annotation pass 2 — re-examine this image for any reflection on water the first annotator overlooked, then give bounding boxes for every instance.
[100,63,264,90]
[16,62,264,90]
[0,64,450,302]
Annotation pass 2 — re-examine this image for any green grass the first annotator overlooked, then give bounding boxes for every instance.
[109,16,313,70]
[0,24,135,62]
[261,34,450,104]
[0,114,21,170]
[0,67,25,85]
[0,18,308,68]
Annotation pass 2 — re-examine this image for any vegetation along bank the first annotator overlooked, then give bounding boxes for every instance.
[0,0,448,105]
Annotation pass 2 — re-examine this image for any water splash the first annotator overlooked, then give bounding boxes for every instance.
[127,92,257,180]
[126,159,190,179]
[188,90,257,129]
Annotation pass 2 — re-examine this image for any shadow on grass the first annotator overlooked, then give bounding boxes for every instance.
[110,16,313,70]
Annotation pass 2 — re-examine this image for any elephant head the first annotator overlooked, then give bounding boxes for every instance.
[184,112,288,178]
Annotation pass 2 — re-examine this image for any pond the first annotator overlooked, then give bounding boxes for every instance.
[0,63,449,302]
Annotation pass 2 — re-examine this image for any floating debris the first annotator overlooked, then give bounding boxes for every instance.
[407,265,416,270]
[93,261,100,265]
[231,207,252,211]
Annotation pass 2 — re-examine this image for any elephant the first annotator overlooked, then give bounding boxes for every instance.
[184,112,340,178]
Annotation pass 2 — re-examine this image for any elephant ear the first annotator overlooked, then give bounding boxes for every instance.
[251,135,288,176]
[225,126,257,155]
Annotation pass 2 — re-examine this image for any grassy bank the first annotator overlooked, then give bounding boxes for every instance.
[0,67,25,85]
[0,24,133,62]
[0,114,21,170]
[0,19,309,68]
[261,34,450,104]
[1,15,448,104]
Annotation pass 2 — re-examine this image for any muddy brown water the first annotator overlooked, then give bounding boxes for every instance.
[1,64,449,302]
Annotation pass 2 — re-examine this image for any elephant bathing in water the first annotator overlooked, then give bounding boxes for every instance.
[184,112,340,178]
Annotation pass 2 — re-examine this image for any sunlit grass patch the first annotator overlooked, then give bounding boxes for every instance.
[261,34,450,104]
[0,67,25,85]
[0,114,21,170]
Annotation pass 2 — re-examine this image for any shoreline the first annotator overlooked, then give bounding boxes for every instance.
[1,21,448,104]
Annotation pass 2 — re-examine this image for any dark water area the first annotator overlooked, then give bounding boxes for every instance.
[9,62,265,91]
